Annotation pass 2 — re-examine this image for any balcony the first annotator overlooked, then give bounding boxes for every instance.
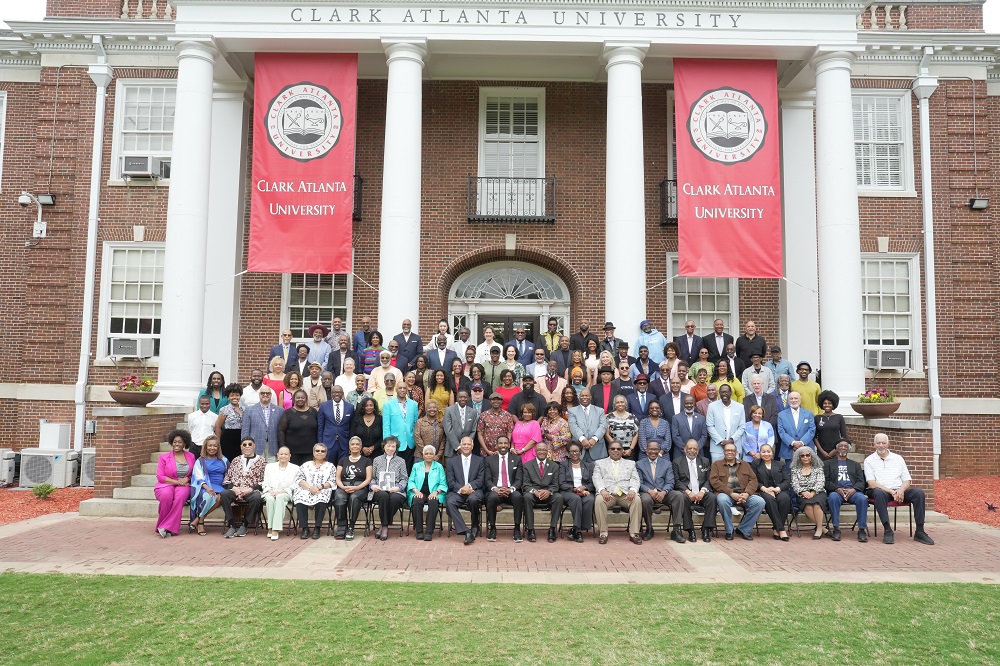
[659,179,678,226]
[353,175,363,222]
[467,176,556,224]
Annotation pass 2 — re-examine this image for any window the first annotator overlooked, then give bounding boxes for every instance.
[99,243,164,357]
[281,273,351,339]
[110,80,175,181]
[852,91,914,195]
[0,91,7,189]
[477,88,546,216]
[666,255,739,337]
[862,254,920,369]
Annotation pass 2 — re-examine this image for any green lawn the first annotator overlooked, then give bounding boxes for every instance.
[2,574,998,665]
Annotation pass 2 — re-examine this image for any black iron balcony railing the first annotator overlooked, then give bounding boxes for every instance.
[467,176,556,224]
[659,178,678,226]
[353,175,363,222]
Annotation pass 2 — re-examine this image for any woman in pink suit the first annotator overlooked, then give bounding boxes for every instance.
[154,429,196,538]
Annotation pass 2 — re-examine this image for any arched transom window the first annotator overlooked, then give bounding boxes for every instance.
[451,265,565,301]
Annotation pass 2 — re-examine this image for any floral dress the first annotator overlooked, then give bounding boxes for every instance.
[539,415,571,462]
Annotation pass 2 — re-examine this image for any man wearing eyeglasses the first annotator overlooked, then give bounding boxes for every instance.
[592,440,642,544]
[709,441,765,541]
[240,387,283,458]
[268,329,294,366]
[221,438,267,538]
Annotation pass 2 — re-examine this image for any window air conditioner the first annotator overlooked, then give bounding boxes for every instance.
[18,449,80,488]
[111,337,155,359]
[865,349,910,371]
[122,155,167,179]
[80,447,96,488]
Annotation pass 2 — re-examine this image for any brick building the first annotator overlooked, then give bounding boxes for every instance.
[0,0,998,503]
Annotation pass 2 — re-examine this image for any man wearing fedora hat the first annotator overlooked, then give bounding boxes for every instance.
[599,321,627,355]
[306,324,332,367]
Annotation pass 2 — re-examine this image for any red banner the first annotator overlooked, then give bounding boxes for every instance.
[249,53,357,273]
[674,59,783,278]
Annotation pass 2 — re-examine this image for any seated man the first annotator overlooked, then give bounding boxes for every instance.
[864,433,935,545]
[483,435,525,542]
[445,436,485,545]
[521,441,564,543]
[636,440,676,542]
[559,442,596,543]
[186,394,216,457]
[709,442,765,541]
[823,438,869,542]
[670,439,718,543]
[220,437,267,538]
[592,441,642,545]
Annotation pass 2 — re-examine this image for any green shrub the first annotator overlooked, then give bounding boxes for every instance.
[32,483,56,499]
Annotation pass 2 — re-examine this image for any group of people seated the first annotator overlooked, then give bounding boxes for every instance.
[153,316,934,546]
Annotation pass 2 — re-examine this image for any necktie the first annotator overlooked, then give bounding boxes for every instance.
[460,406,467,428]
[651,460,657,481]
[463,456,470,485]
[538,460,545,478]
[547,375,557,392]
[613,461,622,495]
[793,409,800,428]
[640,393,646,411]
[335,402,341,423]
[501,456,508,487]
[283,345,288,361]
[518,341,524,356]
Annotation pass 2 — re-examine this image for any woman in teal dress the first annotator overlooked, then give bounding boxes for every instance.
[407,444,447,541]
[188,434,228,535]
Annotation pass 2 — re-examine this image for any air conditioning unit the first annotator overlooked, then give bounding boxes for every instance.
[111,337,155,359]
[19,449,80,488]
[122,155,168,179]
[0,449,15,486]
[80,447,96,487]
[865,348,910,371]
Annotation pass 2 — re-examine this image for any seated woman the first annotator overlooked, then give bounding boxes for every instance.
[710,359,745,403]
[407,444,447,541]
[262,445,300,541]
[188,434,227,535]
[332,436,373,540]
[752,443,790,541]
[369,435,409,540]
[292,443,336,540]
[154,429,196,538]
[743,405,775,462]
[814,390,848,462]
[790,446,828,539]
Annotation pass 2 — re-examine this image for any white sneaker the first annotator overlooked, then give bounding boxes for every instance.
[270,533,279,541]
[730,507,742,517]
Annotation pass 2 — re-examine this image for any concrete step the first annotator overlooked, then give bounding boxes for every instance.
[159,442,171,452]
[114,485,155,500]
[80,497,167,518]
[130,474,156,487]
[141,462,158,475]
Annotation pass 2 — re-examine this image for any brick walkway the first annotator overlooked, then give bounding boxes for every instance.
[2,513,999,584]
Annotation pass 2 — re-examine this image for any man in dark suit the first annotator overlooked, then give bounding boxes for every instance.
[391,319,422,372]
[521,441,564,542]
[823,438,869,542]
[614,340,636,370]
[317,386,354,463]
[426,333,458,373]
[671,395,709,461]
[720,343,746,380]
[559,442,596,542]
[671,438,718,542]
[325,333,355,377]
[483,435,524,542]
[648,363,670,399]
[674,320,703,366]
[569,320,600,353]
[550,336,573,376]
[701,318,734,365]
[446,436,485,545]
[285,343,311,375]
[510,326,536,367]
[352,316,374,355]
[598,321,627,355]
[625,375,654,418]
[657,376,689,421]
[636,440,677,541]
[743,375,780,434]
[269,329,294,366]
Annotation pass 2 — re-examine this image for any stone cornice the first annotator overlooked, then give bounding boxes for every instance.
[174,0,866,9]
[4,21,177,57]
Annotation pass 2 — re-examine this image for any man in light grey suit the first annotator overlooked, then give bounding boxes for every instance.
[240,386,283,457]
[443,390,479,459]
[568,389,608,462]
[592,441,642,544]
[523,347,550,380]
[706,384,746,462]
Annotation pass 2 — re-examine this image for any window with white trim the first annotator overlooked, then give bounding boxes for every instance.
[281,273,351,340]
[110,80,175,181]
[666,255,739,337]
[99,243,164,357]
[0,91,7,189]
[477,87,546,216]
[852,91,914,195]
[861,254,920,369]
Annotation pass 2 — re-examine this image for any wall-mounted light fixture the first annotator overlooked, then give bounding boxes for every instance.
[968,197,989,210]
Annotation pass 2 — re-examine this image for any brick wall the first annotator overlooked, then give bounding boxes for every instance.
[92,408,187,497]
[847,422,934,509]
[46,0,121,19]
[938,414,1000,479]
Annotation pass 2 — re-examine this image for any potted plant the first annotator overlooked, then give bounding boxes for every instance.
[850,387,900,418]
[109,374,159,406]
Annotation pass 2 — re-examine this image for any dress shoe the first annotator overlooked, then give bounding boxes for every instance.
[687,530,697,543]
[471,525,480,540]
[780,535,790,542]
[334,530,345,540]
[671,529,686,544]
[629,534,643,545]
[311,528,320,539]
[224,526,239,539]
[883,528,894,545]
[300,528,311,540]
[701,528,712,543]
[513,529,523,543]
[642,529,654,542]
[857,529,869,543]
[598,533,609,544]
[487,527,497,542]
[415,531,424,540]
[424,531,433,541]
[725,532,734,541]
[573,529,584,543]
[377,527,388,541]
[464,531,475,545]
[737,531,753,541]
[914,531,935,545]
[831,528,842,541]
[548,528,557,542]
[345,528,354,541]
[527,529,537,542]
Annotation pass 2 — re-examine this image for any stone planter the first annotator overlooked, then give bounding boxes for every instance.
[850,401,900,418]
[108,390,159,407]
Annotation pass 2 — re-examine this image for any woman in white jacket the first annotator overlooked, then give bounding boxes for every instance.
[262,446,300,540]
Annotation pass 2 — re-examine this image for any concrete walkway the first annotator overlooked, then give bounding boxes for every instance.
[2,513,998,584]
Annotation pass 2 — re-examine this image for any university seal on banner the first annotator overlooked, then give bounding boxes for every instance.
[266,82,343,161]
[687,87,767,164]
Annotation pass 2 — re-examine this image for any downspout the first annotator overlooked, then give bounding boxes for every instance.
[912,47,941,478]
[74,37,113,451]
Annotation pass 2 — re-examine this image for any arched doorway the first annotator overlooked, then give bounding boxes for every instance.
[448,261,571,345]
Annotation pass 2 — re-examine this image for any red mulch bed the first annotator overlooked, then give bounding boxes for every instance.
[0,487,94,526]
[934,476,1000,529]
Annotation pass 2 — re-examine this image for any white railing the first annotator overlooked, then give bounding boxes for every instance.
[858,4,908,30]
[121,0,174,20]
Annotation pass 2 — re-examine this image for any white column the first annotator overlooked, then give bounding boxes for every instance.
[203,81,250,383]
[378,39,425,333]
[603,42,648,348]
[155,40,217,405]
[812,51,865,404]
[778,92,820,372]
